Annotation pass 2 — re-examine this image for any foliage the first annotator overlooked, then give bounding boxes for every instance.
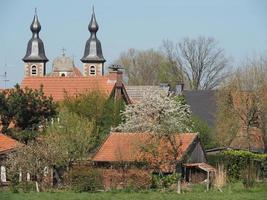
[190,116,215,149]
[151,173,180,189]
[116,90,192,173]
[207,150,267,183]
[44,110,95,166]
[67,166,103,192]
[62,91,124,149]
[215,57,267,147]
[2,183,267,199]
[117,90,192,135]
[101,169,151,191]
[6,110,95,190]
[0,84,57,142]
[115,48,182,86]
[6,140,65,191]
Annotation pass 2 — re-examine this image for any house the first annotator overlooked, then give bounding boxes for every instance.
[20,9,131,103]
[125,85,217,128]
[92,132,215,188]
[0,133,22,184]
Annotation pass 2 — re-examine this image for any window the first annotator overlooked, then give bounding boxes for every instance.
[31,65,37,75]
[60,73,66,77]
[89,66,96,76]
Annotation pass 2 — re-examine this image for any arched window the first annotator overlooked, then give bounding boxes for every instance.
[89,66,96,76]
[31,65,37,75]
[60,72,66,77]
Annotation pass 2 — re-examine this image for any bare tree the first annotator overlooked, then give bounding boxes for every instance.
[216,55,267,147]
[115,48,183,86]
[162,37,229,90]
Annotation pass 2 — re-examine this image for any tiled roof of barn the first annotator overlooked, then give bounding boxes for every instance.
[92,132,198,162]
[21,76,116,101]
[0,133,23,154]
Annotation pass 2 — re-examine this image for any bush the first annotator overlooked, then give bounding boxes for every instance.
[151,173,180,189]
[207,150,267,184]
[67,167,103,192]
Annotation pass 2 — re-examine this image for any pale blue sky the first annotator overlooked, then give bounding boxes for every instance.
[0,0,267,88]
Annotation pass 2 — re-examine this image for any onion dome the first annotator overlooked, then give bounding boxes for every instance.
[81,7,105,63]
[22,9,48,62]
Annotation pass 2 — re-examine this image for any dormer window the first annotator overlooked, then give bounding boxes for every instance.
[31,65,37,75]
[89,66,96,76]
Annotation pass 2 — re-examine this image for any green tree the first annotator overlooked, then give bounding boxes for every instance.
[191,116,215,149]
[0,84,57,142]
[62,91,124,149]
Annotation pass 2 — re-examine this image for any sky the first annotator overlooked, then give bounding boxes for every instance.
[0,0,267,88]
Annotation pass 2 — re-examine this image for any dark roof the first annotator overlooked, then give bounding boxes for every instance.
[183,90,217,128]
[22,11,48,62]
[81,9,105,63]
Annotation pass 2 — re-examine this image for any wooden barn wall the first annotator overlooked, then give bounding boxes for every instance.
[188,141,207,163]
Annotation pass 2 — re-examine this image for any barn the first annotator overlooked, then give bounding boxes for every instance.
[92,132,215,189]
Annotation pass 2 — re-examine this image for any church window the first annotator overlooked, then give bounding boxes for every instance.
[89,66,96,76]
[31,65,37,75]
[60,72,67,77]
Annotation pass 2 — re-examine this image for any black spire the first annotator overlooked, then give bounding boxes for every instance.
[23,9,48,62]
[81,7,105,63]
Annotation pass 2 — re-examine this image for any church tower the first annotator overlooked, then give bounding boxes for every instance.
[81,8,105,76]
[22,10,48,77]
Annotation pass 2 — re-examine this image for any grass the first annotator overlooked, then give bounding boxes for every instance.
[1,183,267,200]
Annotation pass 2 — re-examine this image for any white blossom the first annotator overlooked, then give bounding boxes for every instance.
[116,89,192,135]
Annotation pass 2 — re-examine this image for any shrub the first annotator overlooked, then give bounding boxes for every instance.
[151,173,180,189]
[207,150,267,184]
[67,167,103,192]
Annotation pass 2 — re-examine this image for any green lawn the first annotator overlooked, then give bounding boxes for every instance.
[1,183,267,200]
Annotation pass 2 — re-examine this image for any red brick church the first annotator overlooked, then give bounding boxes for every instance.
[21,9,131,103]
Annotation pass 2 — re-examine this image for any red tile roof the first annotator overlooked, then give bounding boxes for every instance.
[93,132,198,162]
[0,133,22,154]
[21,76,116,101]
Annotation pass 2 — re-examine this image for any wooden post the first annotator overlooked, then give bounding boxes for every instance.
[177,178,181,194]
[206,171,210,191]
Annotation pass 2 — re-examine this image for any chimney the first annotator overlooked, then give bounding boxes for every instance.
[108,64,123,99]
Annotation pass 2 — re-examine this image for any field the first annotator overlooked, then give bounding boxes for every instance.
[1,183,267,200]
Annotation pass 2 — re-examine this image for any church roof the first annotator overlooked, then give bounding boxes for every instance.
[81,8,105,63]
[21,76,115,101]
[52,55,76,72]
[22,10,48,62]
